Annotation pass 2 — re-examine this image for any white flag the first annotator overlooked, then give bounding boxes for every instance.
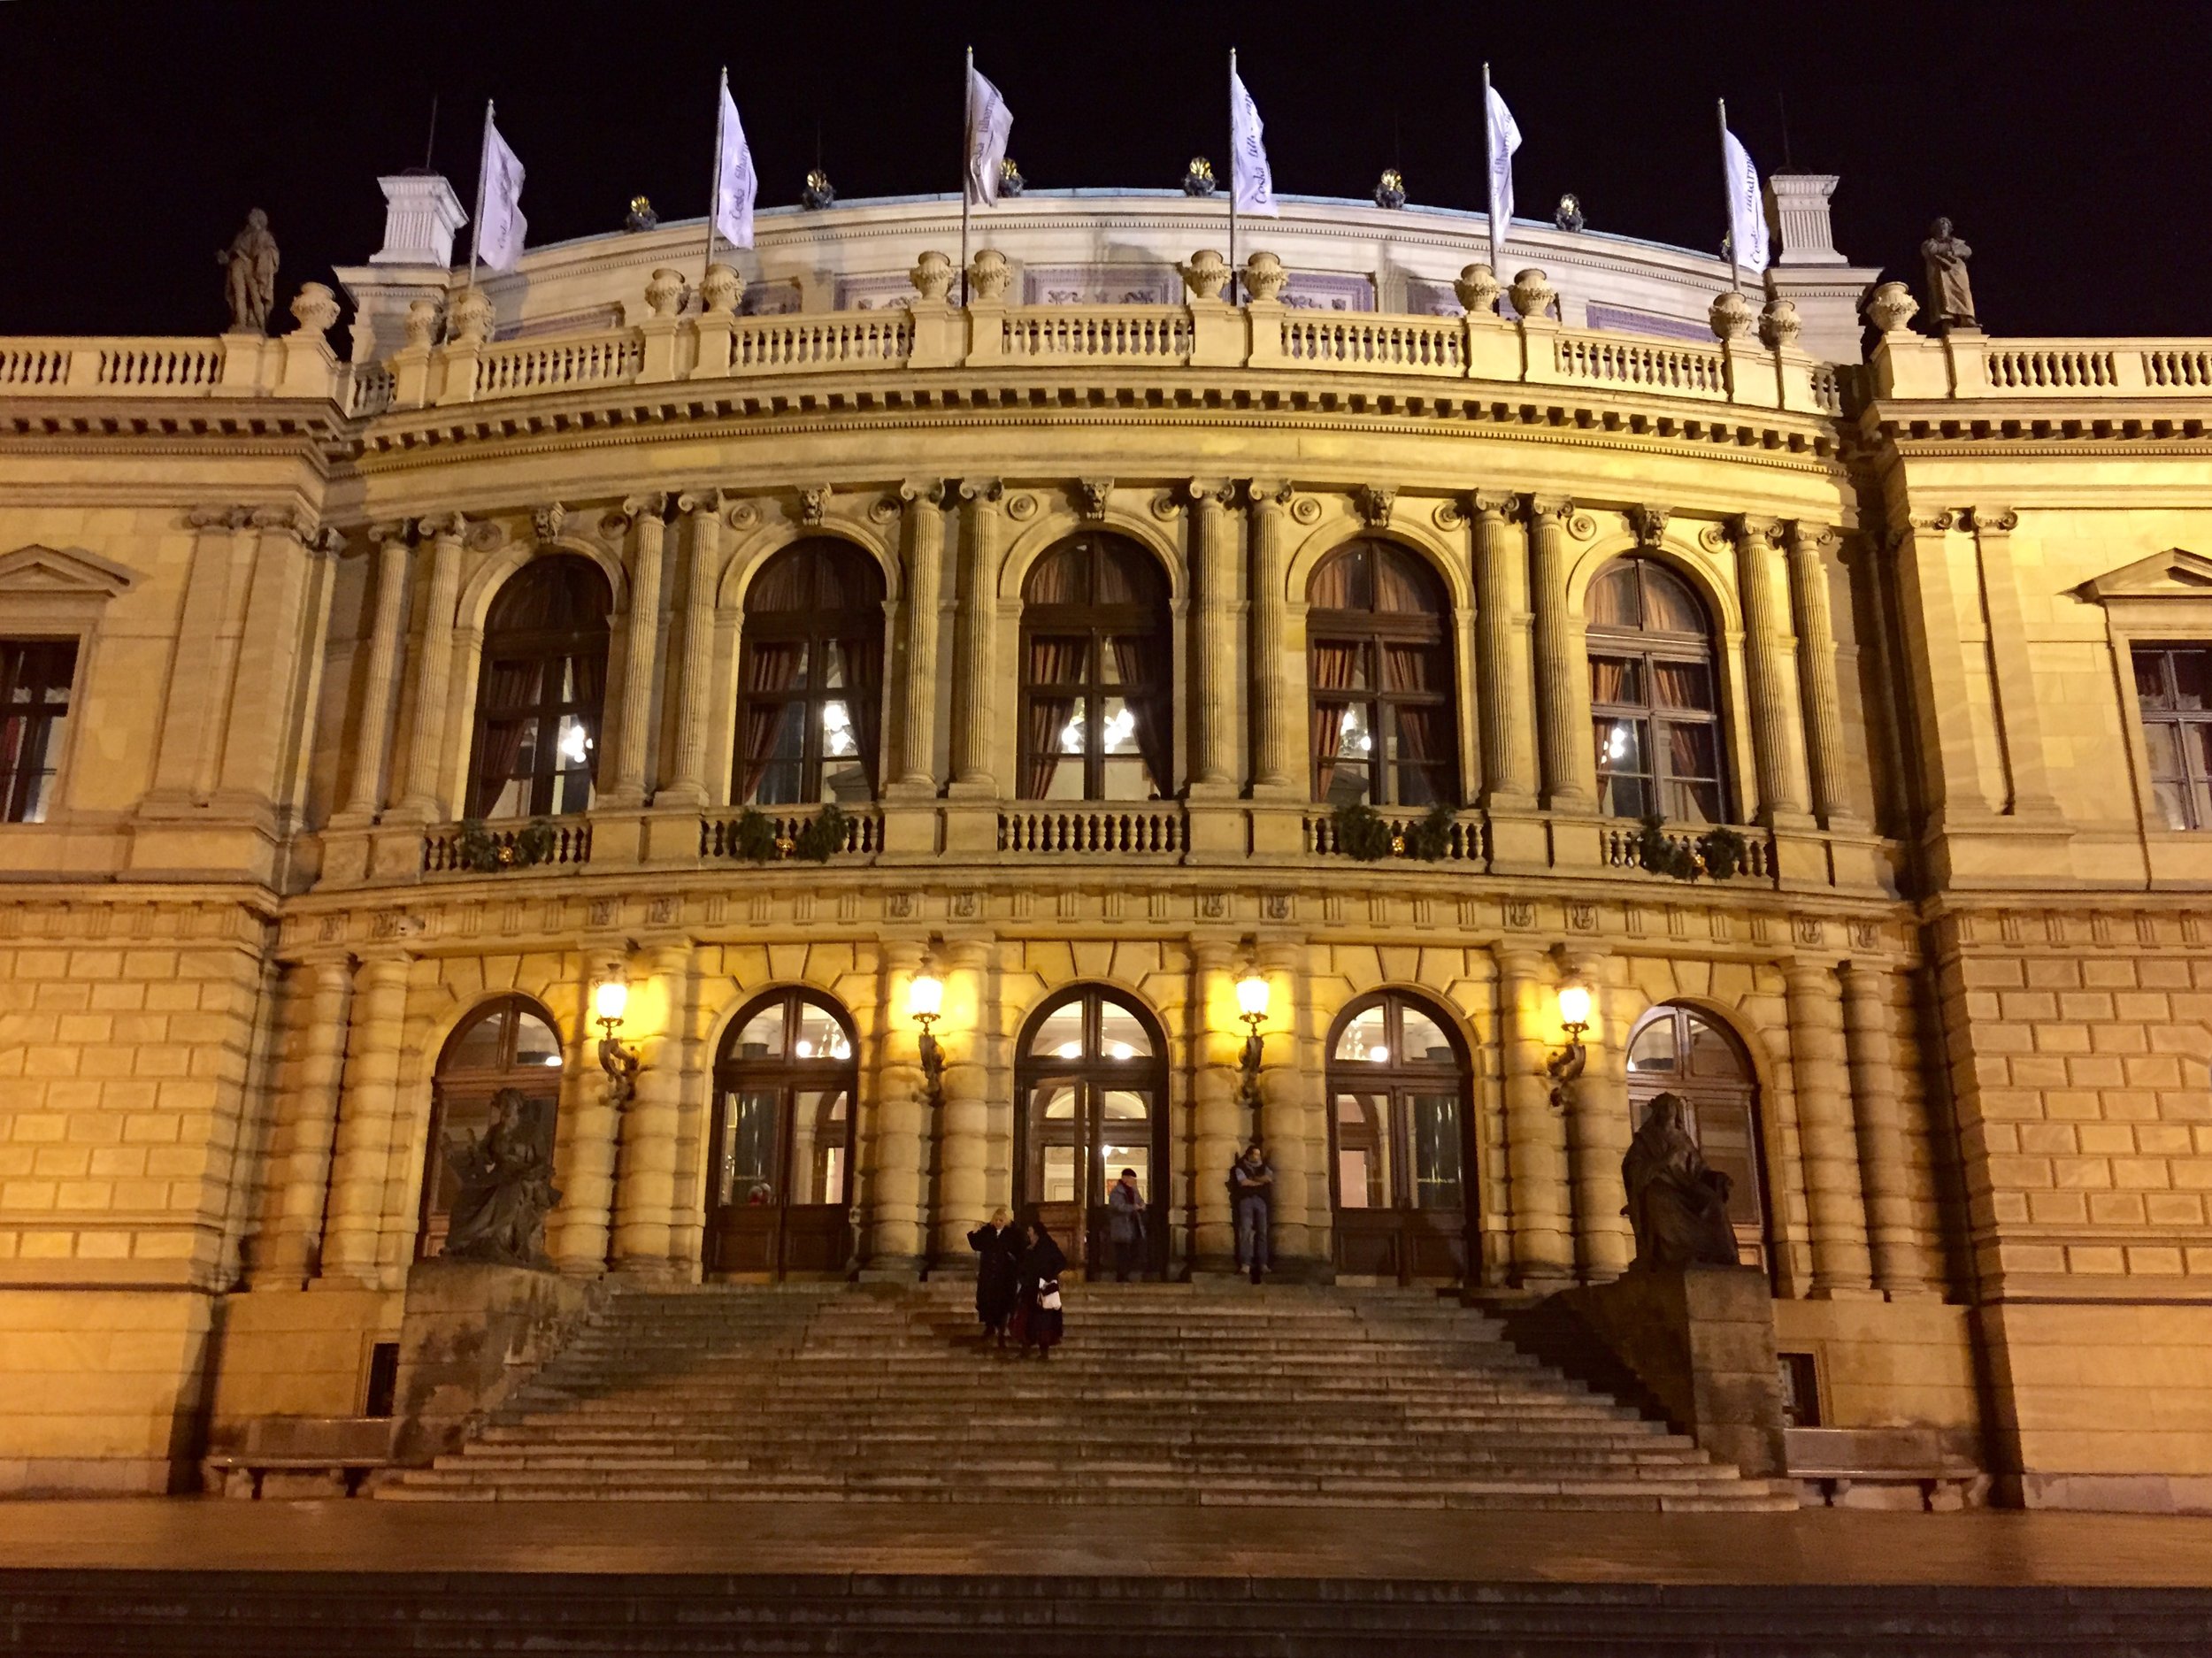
[965,63,1013,207]
[1229,66,1277,217]
[1484,80,1522,270]
[713,78,757,249]
[1721,124,1770,275]
[475,111,526,272]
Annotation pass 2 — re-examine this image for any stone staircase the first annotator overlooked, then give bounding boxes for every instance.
[380,1281,1791,1510]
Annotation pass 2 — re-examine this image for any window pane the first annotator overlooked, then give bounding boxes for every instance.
[1100,1088,1149,1122]
[792,1002,850,1062]
[788,1089,847,1203]
[1097,1001,1153,1059]
[1032,636,1089,687]
[512,1010,563,1070]
[1595,717,1647,774]
[1381,643,1441,693]
[1029,1002,1085,1060]
[2154,779,2194,831]
[1627,1016,1678,1073]
[1374,548,1442,615]
[1098,698,1141,753]
[1334,1004,1389,1063]
[445,1009,506,1071]
[733,1002,787,1060]
[1642,565,1706,634]
[1333,1094,1390,1207]
[1591,656,1643,707]
[2134,650,2171,709]
[1408,1094,1464,1209]
[720,1089,780,1206]
[1401,1007,1455,1065]
[1334,702,1374,761]
[751,760,804,805]
[1671,777,1724,825]
[1041,1144,1079,1204]
[2174,650,2212,711]
[821,641,847,689]
[1686,1012,1746,1079]
[1653,661,1714,712]
[1589,564,1640,629]
[1055,704,1087,756]
[1394,764,1447,807]
[2141,720,2184,780]
[820,698,857,757]
[2192,724,2212,781]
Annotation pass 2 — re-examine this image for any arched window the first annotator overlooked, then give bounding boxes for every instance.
[1588,557,1726,824]
[708,988,858,1277]
[1308,541,1456,807]
[733,539,886,805]
[1325,989,1473,1282]
[1015,986,1169,1277]
[1018,534,1173,801]
[422,994,564,1259]
[469,557,612,818]
[1626,1002,1770,1272]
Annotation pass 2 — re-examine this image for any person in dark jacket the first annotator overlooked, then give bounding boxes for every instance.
[967,1206,1020,1347]
[1106,1167,1147,1282]
[1012,1217,1067,1358]
[1230,1141,1274,1285]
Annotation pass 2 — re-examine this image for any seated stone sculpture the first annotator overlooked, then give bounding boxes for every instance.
[441,1087,560,1268]
[1621,1092,1741,1270]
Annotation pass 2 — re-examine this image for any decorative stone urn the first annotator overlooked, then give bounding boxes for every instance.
[645,268,687,320]
[700,264,744,316]
[1180,249,1230,302]
[402,297,442,352]
[1509,267,1556,323]
[288,282,340,340]
[1242,251,1287,303]
[1708,289,1756,343]
[909,250,955,303]
[1865,280,1920,335]
[1454,263,1503,319]
[966,249,1012,304]
[448,288,495,346]
[1758,297,1803,351]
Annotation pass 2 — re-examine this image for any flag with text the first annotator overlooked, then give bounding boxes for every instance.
[1485,81,1522,269]
[1721,124,1770,275]
[714,79,757,249]
[966,63,1013,207]
[476,113,526,272]
[1230,67,1277,216]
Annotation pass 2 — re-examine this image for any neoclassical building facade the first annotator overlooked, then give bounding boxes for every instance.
[3,173,2211,1513]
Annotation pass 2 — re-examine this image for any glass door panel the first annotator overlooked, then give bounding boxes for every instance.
[1406,1092,1464,1209]
[1333,1094,1390,1209]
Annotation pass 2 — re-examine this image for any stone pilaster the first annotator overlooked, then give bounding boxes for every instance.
[1786,520,1857,827]
[948,479,1001,794]
[548,968,614,1277]
[662,492,722,806]
[251,956,352,1287]
[613,943,692,1275]
[893,480,946,788]
[396,513,466,818]
[1248,480,1297,794]
[1528,496,1594,810]
[145,506,253,811]
[864,939,928,1273]
[933,937,992,1260]
[1786,958,1876,1295]
[1189,939,1243,1270]
[603,495,668,806]
[1474,493,1536,808]
[1263,940,1323,1272]
[1565,950,1632,1281]
[1729,515,1812,824]
[340,523,413,821]
[319,953,410,1283]
[1965,505,2062,819]
[1888,511,1991,822]
[1495,947,1574,1286]
[216,510,330,814]
[1187,480,1238,793]
[1839,959,1933,1298]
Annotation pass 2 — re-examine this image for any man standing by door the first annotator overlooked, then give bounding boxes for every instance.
[1107,1167,1147,1282]
[1230,1141,1273,1285]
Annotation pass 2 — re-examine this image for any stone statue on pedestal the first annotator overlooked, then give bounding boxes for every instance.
[219,209,280,334]
[1919,217,1977,332]
[1622,1092,1740,1270]
[441,1088,560,1268]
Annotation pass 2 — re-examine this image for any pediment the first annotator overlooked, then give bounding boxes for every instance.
[0,544,135,598]
[2078,549,2212,602]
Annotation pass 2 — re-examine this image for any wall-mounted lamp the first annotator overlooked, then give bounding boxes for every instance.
[595,973,641,1109]
[1234,971,1271,1110]
[908,971,945,1109]
[1547,982,1592,1111]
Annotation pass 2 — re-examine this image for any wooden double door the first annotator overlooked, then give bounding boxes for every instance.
[1015,986,1169,1278]
[1326,991,1475,1282]
[705,989,857,1278]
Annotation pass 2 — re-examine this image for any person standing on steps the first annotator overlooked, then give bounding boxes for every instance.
[967,1206,1020,1349]
[1107,1167,1147,1282]
[1012,1216,1066,1359]
[1230,1141,1274,1285]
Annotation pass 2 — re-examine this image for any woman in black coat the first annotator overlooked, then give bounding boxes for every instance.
[1011,1218,1068,1358]
[967,1206,1020,1347]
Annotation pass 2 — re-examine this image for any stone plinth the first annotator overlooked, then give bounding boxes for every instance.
[388,1260,603,1467]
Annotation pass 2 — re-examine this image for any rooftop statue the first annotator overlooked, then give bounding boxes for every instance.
[1920,217,1977,332]
[219,209,280,334]
[440,1087,560,1269]
[1622,1092,1741,1270]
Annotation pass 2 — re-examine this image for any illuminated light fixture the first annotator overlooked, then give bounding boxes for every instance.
[1235,970,1270,1110]
[1548,982,1593,1111]
[1058,1041,1082,1059]
[1109,1041,1134,1061]
[908,971,946,1109]
[595,971,641,1109]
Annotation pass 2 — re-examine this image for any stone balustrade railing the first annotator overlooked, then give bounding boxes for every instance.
[1302,809,1487,863]
[1872,328,2212,402]
[0,331,342,402]
[999,805,1187,855]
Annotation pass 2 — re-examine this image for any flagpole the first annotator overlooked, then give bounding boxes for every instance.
[1481,62,1497,275]
[1227,48,1239,305]
[466,98,493,296]
[960,45,973,307]
[704,66,727,289]
[1716,97,1741,295]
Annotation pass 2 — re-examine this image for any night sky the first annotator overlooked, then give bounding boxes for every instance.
[4,0,2207,341]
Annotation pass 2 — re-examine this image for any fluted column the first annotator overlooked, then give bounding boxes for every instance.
[663,492,722,806]
[1190,940,1243,1270]
[1495,948,1573,1285]
[252,956,352,1286]
[1730,515,1811,823]
[865,940,928,1270]
[603,495,668,805]
[1248,480,1296,793]
[1528,496,1593,809]
[1786,958,1875,1295]
[614,943,692,1274]
[933,937,992,1259]
[949,479,1001,793]
[319,953,410,1282]
[1188,480,1237,791]
[895,480,946,787]
[1565,951,1632,1280]
[1786,521,1856,827]
[341,524,412,819]
[1839,960,1931,1296]
[396,514,465,817]
[1474,493,1536,806]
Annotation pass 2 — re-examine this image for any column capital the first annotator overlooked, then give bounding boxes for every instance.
[1726,512,1786,549]
[1525,494,1576,526]
[187,505,250,533]
[675,487,726,519]
[1467,488,1517,521]
[1185,477,1236,509]
[957,476,1003,505]
[365,518,415,549]
[414,510,468,545]
[247,504,317,540]
[899,477,949,506]
[614,492,669,527]
[1243,478,1294,510]
[1786,518,1840,556]
[1962,504,2018,535]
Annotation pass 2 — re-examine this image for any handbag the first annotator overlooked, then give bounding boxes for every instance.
[1037,1279,1063,1311]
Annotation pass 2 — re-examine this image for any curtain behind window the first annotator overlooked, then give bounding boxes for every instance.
[1024,637,1085,797]
[1110,632,1172,795]
[1310,641,1361,797]
[471,656,544,816]
[739,642,805,802]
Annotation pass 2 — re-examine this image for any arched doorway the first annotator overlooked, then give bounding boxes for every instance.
[708,989,858,1278]
[1626,1002,1771,1272]
[1014,986,1169,1277]
[421,995,564,1260]
[1326,990,1474,1282]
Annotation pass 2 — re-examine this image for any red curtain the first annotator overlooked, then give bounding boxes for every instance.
[1308,548,1365,611]
[738,642,805,802]
[470,657,544,816]
[1110,632,1173,797]
[1309,641,1361,797]
[1023,638,1085,797]
[841,628,884,794]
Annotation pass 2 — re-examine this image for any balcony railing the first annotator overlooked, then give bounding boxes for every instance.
[1597,822,1772,881]
[1875,332,2212,402]
[1302,810,1487,863]
[701,807,883,860]
[421,819,594,874]
[999,805,1187,855]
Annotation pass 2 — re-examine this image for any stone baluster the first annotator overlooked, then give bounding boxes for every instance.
[250,956,352,1286]
[341,523,413,820]
[1729,515,1811,824]
[1474,493,1537,807]
[1786,958,1876,1294]
[1565,950,1632,1280]
[319,953,411,1282]
[1528,496,1594,809]
[1495,948,1574,1286]
[1786,521,1856,826]
[1188,480,1237,792]
[613,943,692,1274]
[895,480,946,788]
[1189,940,1243,1271]
[663,493,723,805]
[396,514,466,817]
[865,940,929,1272]
[1248,480,1296,793]
[1839,959,1932,1296]
[949,480,1001,794]
[933,937,992,1258]
[603,495,669,806]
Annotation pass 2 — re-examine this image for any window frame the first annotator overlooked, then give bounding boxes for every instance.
[1016,534,1174,802]
[468,557,612,821]
[1305,540,1458,809]
[1624,1002,1772,1277]
[421,994,565,1262]
[732,539,887,807]
[0,635,81,824]
[2130,643,2212,832]
[1587,556,1731,825]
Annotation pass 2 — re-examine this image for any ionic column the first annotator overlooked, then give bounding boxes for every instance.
[1839,959,1931,1296]
[613,943,692,1274]
[319,953,410,1282]
[1528,496,1594,809]
[1565,951,1632,1280]
[1188,480,1238,791]
[603,495,668,805]
[252,956,352,1286]
[894,480,946,787]
[1190,940,1243,1270]
[1248,480,1297,793]
[1474,493,1536,806]
[662,492,722,806]
[949,479,1001,793]
[1786,521,1856,827]
[1729,515,1811,824]
[1495,948,1573,1285]
[396,513,465,817]
[865,940,928,1271]
[340,524,413,820]
[1786,958,1875,1294]
[933,937,992,1259]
